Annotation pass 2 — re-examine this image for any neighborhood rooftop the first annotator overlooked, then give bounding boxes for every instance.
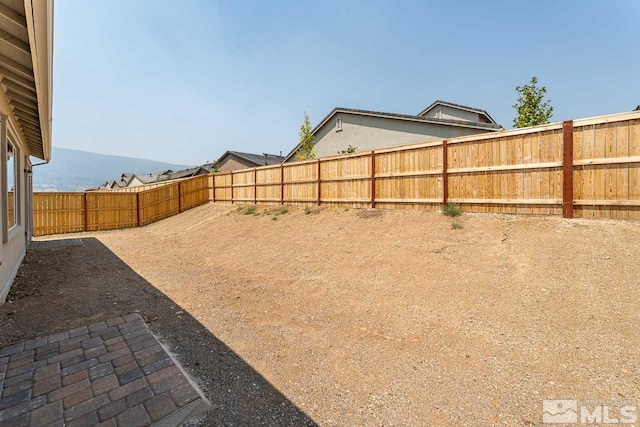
[283,100,502,162]
[217,151,285,165]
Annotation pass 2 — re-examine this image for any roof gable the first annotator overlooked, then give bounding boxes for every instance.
[418,100,497,124]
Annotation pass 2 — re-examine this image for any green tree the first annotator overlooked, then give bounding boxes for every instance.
[295,112,316,161]
[512,76,553,128]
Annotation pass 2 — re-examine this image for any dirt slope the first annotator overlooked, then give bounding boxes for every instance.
[27,204,640,425]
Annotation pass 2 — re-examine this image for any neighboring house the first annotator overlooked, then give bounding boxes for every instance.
[99,166,211,190]
[215,151,284,172]
[283,100,502,162]
[0,1,53,302]
[163,166,208,180]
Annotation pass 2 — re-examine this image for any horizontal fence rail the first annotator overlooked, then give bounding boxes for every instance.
[32,111,640,236]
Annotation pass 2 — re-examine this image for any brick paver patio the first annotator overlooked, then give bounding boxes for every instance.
[0,314,210,426]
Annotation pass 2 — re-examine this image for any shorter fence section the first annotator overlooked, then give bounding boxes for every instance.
[34,175,210,236]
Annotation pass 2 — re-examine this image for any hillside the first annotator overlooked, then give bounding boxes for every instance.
[32,147,192,191]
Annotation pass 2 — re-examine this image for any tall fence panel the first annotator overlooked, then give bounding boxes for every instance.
[33,193,85,235]
[213,173,232,202]
[138,183,179,226]
[572,116,640,220]
[232,169,255,203]
[256,165,282,204]
[283,161,318,206]
[375,142,443,210]
[86,192,137,231]
[180,175,209,211]
[447,126,564,215]
[320,153,371,208]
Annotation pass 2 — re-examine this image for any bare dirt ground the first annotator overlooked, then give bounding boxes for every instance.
[2,203,640,426]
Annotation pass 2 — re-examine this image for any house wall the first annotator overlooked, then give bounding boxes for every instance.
[127,177,145,188]
[421,105,480,123]
[299,112,494,160]
[0,121,31,303]
[218,156,257,172]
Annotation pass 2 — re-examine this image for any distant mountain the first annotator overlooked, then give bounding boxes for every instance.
[32,147,192,192]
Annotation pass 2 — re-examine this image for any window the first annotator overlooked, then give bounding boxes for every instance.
[336,118,342,131]
[436,108,442,119]
[6,141,17,229]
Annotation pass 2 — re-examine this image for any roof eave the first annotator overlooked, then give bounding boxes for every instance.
[24,0,54,161]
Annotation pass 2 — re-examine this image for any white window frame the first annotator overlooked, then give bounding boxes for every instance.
[336,118,342,132]
[7,140,19,231]
[1,116,20,243]
[3,138,22,234]
[436,108,442,119]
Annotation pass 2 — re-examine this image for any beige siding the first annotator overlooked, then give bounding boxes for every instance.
[304,112,494,160]
[128,177,145,188]
[0,147,29,303]
[218,156,257,172]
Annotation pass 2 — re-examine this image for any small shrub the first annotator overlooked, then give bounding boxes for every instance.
[304,206,311,215]
[276,208,288,215]
[339,145,358,155]
[271,216,278,221]
[442,202,462,217]
[243,206,257,215]
[452,220,463,230]
[344,207,349,212]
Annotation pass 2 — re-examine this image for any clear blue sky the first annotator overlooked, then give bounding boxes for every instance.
[53,1,640,165]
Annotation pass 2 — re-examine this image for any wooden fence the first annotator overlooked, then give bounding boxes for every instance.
[32,110,640,235]
[34,175,210,235]
[210,111,640,219]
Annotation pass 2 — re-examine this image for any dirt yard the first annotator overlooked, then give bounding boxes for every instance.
[3,203,640,426]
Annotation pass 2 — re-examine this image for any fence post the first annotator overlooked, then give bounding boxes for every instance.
[83,192,88,232]
[371,151,376,208]
[562,120,574,218]
[178,182,182,213]
[253,168,257,205]
[317,159,321,206]
[136,192,140,227]
[230,172,234,204]
[442,140,448,205]
[211,174,215,203]
[280,164,284,205]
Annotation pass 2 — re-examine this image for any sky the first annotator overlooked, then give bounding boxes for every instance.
[53,1,640,165]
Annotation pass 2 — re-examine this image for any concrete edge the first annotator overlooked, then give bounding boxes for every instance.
[150,399,211,427]
[148,327,212,422]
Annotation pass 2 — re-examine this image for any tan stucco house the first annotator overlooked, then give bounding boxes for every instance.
[215,151,284,172]
[0,0,53,302]
[283,100,502,162]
